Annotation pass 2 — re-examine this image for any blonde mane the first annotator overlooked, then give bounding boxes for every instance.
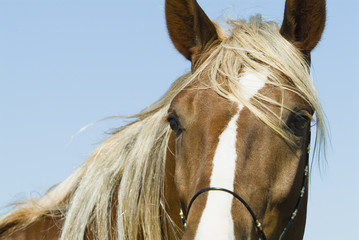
[0,16,325,240]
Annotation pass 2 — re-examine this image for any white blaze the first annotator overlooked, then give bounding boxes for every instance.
[194,111,240,240]
[194,71,266,240]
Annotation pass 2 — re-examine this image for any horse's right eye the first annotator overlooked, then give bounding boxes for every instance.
[167,114,183,136]
[169,118,179,131]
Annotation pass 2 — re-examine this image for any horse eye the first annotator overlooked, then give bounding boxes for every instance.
[167,114,183,136]
[169,118,179,131]
[287,112,311,136]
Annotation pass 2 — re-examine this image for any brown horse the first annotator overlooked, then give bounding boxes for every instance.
[0,0,326,239]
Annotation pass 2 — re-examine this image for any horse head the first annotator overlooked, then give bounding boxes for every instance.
[165,0,326,239]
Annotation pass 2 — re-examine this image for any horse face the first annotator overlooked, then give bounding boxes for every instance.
[165,0,325,239]
[167,71,312,239]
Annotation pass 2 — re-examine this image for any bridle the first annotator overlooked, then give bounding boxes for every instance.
[179,144,310,240]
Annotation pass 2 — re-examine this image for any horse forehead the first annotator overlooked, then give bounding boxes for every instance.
[169,71,272,128]
[170,87,236,118]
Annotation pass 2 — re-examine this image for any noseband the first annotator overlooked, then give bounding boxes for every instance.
[180,145,310,240]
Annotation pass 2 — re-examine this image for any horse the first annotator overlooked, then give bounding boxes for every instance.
[0,0,326,239]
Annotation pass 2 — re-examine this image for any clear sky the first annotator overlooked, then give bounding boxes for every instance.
[0,0,358,239]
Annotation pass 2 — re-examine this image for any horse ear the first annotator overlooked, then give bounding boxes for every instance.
[280,0,326,55]
[165,0,219,63]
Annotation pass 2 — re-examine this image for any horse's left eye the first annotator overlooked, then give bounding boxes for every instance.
[287,112,311,136]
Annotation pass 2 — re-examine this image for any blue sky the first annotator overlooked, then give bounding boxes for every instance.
[0,0,358,239]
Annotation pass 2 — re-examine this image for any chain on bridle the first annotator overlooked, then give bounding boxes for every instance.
[179,144,310,240]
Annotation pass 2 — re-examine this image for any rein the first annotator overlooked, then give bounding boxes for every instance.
[180,144,310,240]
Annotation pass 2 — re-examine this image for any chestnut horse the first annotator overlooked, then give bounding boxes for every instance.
[0,0,326,239]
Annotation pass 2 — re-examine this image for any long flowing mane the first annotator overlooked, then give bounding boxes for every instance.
[0,16,325,240]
